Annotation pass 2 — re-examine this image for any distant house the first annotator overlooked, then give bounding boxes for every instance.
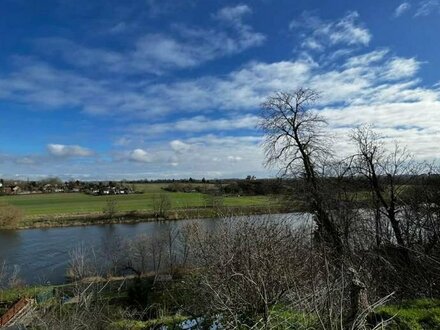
[4,185,21,194]
[43,184,53,192]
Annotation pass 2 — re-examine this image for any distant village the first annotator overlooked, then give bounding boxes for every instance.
[0,178,135,196]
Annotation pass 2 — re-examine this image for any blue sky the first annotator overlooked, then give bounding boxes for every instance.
[0,0,439,180]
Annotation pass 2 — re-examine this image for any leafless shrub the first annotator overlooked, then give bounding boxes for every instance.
[0,260,23,289]
[203,192,224,212]
[103,198,118,219]
[152,193,172,218]
[67,245,100,281]
[124,223,191,277]
[31,289,114,330]
[101,234,128,277]
[166,217,394,329]
[183,218,312,326]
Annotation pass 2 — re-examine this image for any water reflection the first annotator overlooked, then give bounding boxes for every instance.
[0,213,308,285]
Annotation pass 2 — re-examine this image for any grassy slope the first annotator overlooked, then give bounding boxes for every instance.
[0,183,274,219]
[375,299,440,329]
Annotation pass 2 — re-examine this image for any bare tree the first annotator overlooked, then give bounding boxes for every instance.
[103,198,118,219]
[203,191,224,213]
[127,234,151,275]
[260,88,343,255]
[67,244,99,281]
[152,193,172,218]
[124,224,189,277]
[101,234,128,276]
[351,125,421,249]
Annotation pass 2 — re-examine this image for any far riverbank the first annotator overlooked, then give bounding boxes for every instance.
[3,204,299,230]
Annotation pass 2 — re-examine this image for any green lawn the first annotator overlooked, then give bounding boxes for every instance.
[0,184,274,218]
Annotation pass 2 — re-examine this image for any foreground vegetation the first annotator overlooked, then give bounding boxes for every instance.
[2,280,440,330]
[2,218,440,329]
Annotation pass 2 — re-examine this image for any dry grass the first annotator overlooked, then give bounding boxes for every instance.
[0,203,23,228]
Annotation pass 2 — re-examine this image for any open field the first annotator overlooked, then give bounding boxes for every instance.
[0,183,276,219]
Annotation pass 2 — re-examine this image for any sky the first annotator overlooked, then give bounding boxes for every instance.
[0,0,439,180]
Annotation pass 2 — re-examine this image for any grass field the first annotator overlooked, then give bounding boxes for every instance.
[0,183,275,219]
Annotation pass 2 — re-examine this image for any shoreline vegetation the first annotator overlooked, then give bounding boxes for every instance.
[8,204,295,230]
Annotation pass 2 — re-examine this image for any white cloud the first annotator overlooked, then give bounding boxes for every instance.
[394,2,411,17]
[114,137,132,147]
[344,50,388,68]
[163,135,265,177]
[2,12,440,179]
[34,6,264,75]
[227,155,243,162]
[47,144,93,157]
[392,1,440,18]
[170,140,192,153]
[382,57,420,80]
[292,11,371,52]
[0,48,432,130]
[107,134,266,178]
[215,4,252,23]
[132,115,260,135]
[415,0,440,16]
[328,12,371,46]
[129,149,153,163]
[138,59,314,113]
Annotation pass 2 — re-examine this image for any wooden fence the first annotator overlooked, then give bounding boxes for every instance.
[0,297,28,327]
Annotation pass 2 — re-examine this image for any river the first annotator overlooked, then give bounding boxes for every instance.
[0,213,309,285]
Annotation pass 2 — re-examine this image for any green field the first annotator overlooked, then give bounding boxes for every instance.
[0,183,274,219]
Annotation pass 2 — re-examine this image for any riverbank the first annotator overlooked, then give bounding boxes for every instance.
[0,189,298,230]
[4,204,297,230]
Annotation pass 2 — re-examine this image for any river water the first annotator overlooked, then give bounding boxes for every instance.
[0,213,308,285]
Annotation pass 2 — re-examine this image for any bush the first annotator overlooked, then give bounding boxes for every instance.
[103,198,118,218]
[0,204,23,228]
[152,193,171,218]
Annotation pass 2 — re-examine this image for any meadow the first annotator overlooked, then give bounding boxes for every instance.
[0,183,275,219]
